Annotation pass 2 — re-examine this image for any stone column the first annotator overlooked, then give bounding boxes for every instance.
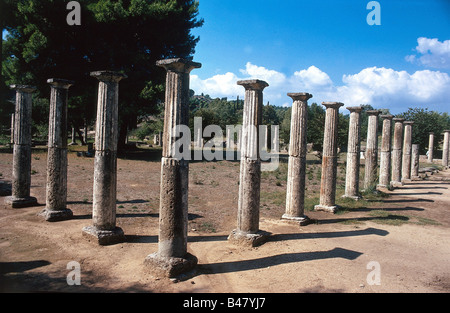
[343,106,363,200]
[391,118,405,187]
[282,93,312,225]
[6,85,38,208]
[443,130,450,168]
[82,71,127,245]
[228,79,270,246]
[411,144,420,180]
[314,102,344,213]
[377,115,393,189]
[40,79,74,222]
[363,110,381,190]
[401,121,414,182]
[427,132,434,163]
[144,58,201,278]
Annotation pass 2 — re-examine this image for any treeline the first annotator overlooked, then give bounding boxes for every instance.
[135,94,450,156]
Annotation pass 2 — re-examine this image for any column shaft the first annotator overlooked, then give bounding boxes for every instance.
[378,115,393,188]
[343,106,362,199]
[314,102,344,213]
[364,110,381,189]
[82,71,126,245]
[411,144,420,179]
[443,131,450,167]
[283,93,312,223]
[401,121,414,181]
[428,133,434,163]
[391,118,404,187]
[7,85,38,208]
[42,79,74,221]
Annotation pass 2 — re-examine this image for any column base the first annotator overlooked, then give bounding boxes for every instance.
[401,178,412,183]
[314,204,339,213]
[341,194,362,201]
[5,196,38,208]
[281,214,312,226]
[39,208,73,222]
[227,229,271,247]
[411,176,421,181]
[390,181,403,188]
[82,225,125,245]
[144,252,198,279]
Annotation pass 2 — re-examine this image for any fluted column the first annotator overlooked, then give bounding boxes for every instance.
[343,106,363,200]
[377,114,393,189]
[228,79,270,246]
[391,118,404,187]
[443,130,450,168]
[282,93,312,224]
[401,121,414,182]
[6,85,38,208]
[427,132,434,163]
[364,110,381,190]
[41,79,74,221]
[411,144,420,180]
[314,102,344,213]
[145,58,201,278]
[82,71,127,245]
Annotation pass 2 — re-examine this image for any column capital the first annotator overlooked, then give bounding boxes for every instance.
[156,58,202,74]
[47,78,75,89]
[287,92,312,101]
[380,114,393,120]
[429,132,434,135]
[10,85,36,93]
[346,106,362,113]
[366,110,382,116]
[322,102,344,109]
[393,117,405,123]
[443,130,450,133]
[90,71,127,82]
[404,121,414,126]
[237,79,269,91]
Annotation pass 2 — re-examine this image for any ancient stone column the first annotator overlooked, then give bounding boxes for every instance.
[314,102,344,213]
[40,79,74,222]
[144,58,201,278]
[82,71,127,245]
[6,85,38,208]
[228,79,270,246]
[282,93,312,225]
[391,118,405,187]
[443,130,450,168]
[343,106,363,200]
[377,115,393,189]
[411,144,420,180]
[363,110,381,190]
[401,121,414,182]
[428,132,434,163]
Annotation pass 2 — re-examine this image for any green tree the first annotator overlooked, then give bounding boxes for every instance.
[2,0,203,148]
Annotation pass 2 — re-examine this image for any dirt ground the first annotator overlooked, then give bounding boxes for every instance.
[0,146,449,293]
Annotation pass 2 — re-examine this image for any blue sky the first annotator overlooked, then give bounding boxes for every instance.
[190,0,450,114]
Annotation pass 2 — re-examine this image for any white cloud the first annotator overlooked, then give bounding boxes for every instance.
[406,37,450,69]
[190,62,450,113]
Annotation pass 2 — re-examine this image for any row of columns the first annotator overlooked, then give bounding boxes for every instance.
[6,57,450,280]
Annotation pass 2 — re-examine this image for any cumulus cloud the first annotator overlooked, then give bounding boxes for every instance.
[190,62,450,113]
[406,37,450,69]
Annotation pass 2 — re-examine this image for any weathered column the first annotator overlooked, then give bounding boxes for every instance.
[82,71,127,245]
[427,132,434,163]
[363,110,381,190]
[411,144,420,180]
[40,79,74,222]
[343,106,363,200]
[314,102,344,213]
[144,58,201,278]
[6,85,38,208]
[391,118,405,187]
[228,79,270,246]
[443,130,450,168]
[401,121,414,182]
[377,114,393,189]
[282,93,312,225]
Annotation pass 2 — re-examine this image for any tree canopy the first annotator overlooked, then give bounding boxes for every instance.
[1,0,203,147]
